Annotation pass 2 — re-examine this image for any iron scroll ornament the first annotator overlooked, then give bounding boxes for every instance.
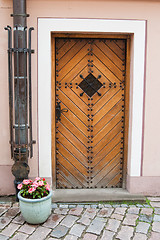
[56,102,68,121]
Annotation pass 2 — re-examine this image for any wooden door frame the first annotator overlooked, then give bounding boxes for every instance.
[51,33,131,189]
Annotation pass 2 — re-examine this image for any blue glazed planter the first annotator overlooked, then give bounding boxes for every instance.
[18,191,52,224]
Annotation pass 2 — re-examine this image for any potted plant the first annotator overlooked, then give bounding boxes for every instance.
[17,177,52,224]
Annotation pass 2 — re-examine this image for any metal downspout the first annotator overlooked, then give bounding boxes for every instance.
[5,0,35,199]
[12,0,29,196]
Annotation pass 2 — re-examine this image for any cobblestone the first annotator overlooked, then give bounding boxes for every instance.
[77,216,91,226]
[27,226,51,240]
[123,213,138,226]
[0,197,160,239]
[116,225,134,239]
[54,208,69,215]
[83,208,98,219]
[152,221,160,232]
[106,218,121,232]
[114,207,127,215]
[18,223,36,234]
[97,207,113,218]
[69,207,83,216]
[11,232,29,240]
[154,208,160,215]
[0,223,20,237]
[101,230,115,239]
[0,217,12,230]
[68,205,76,209]
[0,235,9,240]
[52,203,58,209]
[12,214,25,225]
[43,214,64,228]
[136,222,150,234]
[140,208,153,215]
[127,207,140,215]
[149,231,160,240]
[69,223,85,237]
[83,233,98,240]
[111,213,124,220]
[50,225,69,239]
[0,209,8,217]
[3,208,20,219]
[61,215,78,228]
[121,204,128,207]
[59,204,68,208]
[64,235,78,240]
[150,202,160,208]
[86,217,106,235]
[104,204,112,208]
[139,214,153,223]
[153,214,160,221]
[136,204,144,208]
[133,233,147,240]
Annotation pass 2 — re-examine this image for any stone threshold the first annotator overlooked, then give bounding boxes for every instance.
[52,188,145,202]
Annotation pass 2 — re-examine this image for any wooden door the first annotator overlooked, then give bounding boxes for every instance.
[53,36,129,189]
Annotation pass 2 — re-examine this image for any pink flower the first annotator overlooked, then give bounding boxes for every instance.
[45,183,50,191]
[17,183,22,190]
[38,181,44,187]
[32,181,39,188]
[23,179,30,185]
[35,177,41,181]
[28,187,36,193]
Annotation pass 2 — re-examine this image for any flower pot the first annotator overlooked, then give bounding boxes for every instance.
[18,191,52,224]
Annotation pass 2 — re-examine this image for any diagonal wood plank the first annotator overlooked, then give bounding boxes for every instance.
[92,90,123,126]
[56,38,66,50]
[58,122,88,157]
[92,131,122,165]
[93,162,121,188]
[92,56,121,84]
[92,111,123,146]
[93,122,122,156]
[60,114,89,147]
[58,142,88,173]
[57,131,88,166]
[58,89,88,125]
[57,172,75,188]
[94,40,125,70]
[92,141,122,169]
[91,152,121,186]
[57,39,78,59]
[94,100,122,136]
[58,44,89,80]
[59,55,89,83]
[92,87,121,115]
[93,43,124,80]
[58,40,87,70]
[105,40,125,60]
[59,101,88,136]
[113,39,125,51]
[60,85,89,113]
[58,153,88,187]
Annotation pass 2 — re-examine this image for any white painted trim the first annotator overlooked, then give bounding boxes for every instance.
[38,18,146,178]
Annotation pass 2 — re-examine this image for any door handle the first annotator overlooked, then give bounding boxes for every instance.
[56,102,68,121]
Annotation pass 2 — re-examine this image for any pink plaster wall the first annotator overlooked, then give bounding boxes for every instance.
[1,0,160,195]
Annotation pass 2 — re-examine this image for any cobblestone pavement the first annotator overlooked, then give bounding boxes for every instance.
[1,197,160,239]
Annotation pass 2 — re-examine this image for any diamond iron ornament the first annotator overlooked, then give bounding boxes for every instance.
[79,73,102,97]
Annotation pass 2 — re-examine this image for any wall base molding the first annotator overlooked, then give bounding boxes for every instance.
[0,166,15,195]
[127,175,160,196]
